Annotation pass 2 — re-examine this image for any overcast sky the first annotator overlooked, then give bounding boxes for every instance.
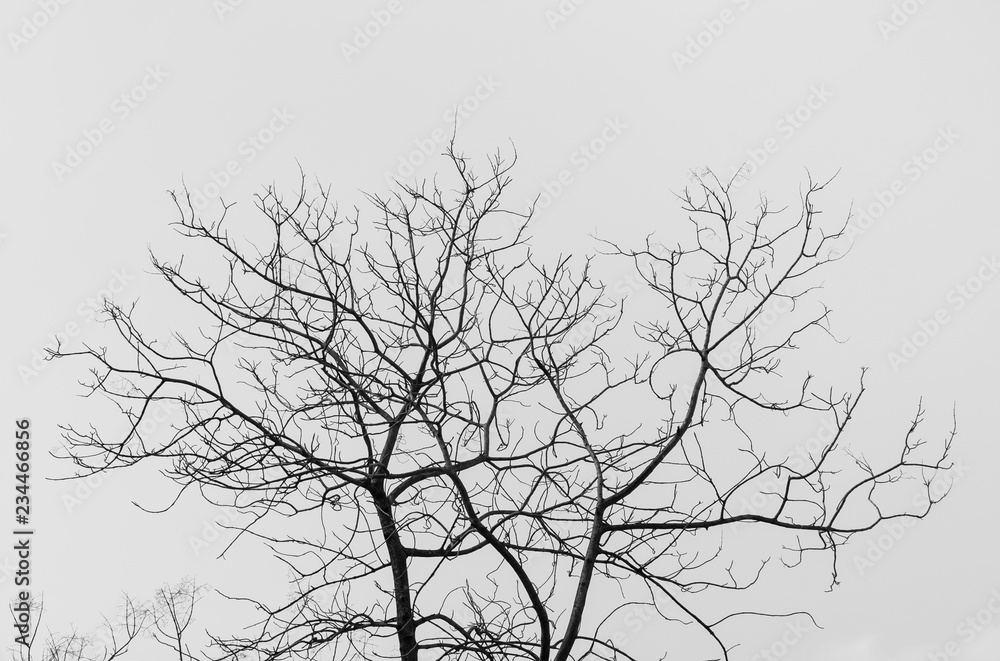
[3,2,1000,659]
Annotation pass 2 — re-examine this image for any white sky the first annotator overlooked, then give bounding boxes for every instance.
[2,1,999,659]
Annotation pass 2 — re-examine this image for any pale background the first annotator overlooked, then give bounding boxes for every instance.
[2,1,999,659]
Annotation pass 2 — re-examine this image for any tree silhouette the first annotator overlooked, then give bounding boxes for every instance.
[53,148,956,660]
[11,588,192,661]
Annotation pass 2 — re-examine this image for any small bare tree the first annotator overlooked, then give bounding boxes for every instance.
[54,148,955,660]
[149,579,204,661]
[12,596,145,661]
[11,582,206,661]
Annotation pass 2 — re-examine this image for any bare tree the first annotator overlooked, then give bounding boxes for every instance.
[149,580,204,661]
[12,596,145,661]
[10,583,208,661]
[54,148,956,660]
